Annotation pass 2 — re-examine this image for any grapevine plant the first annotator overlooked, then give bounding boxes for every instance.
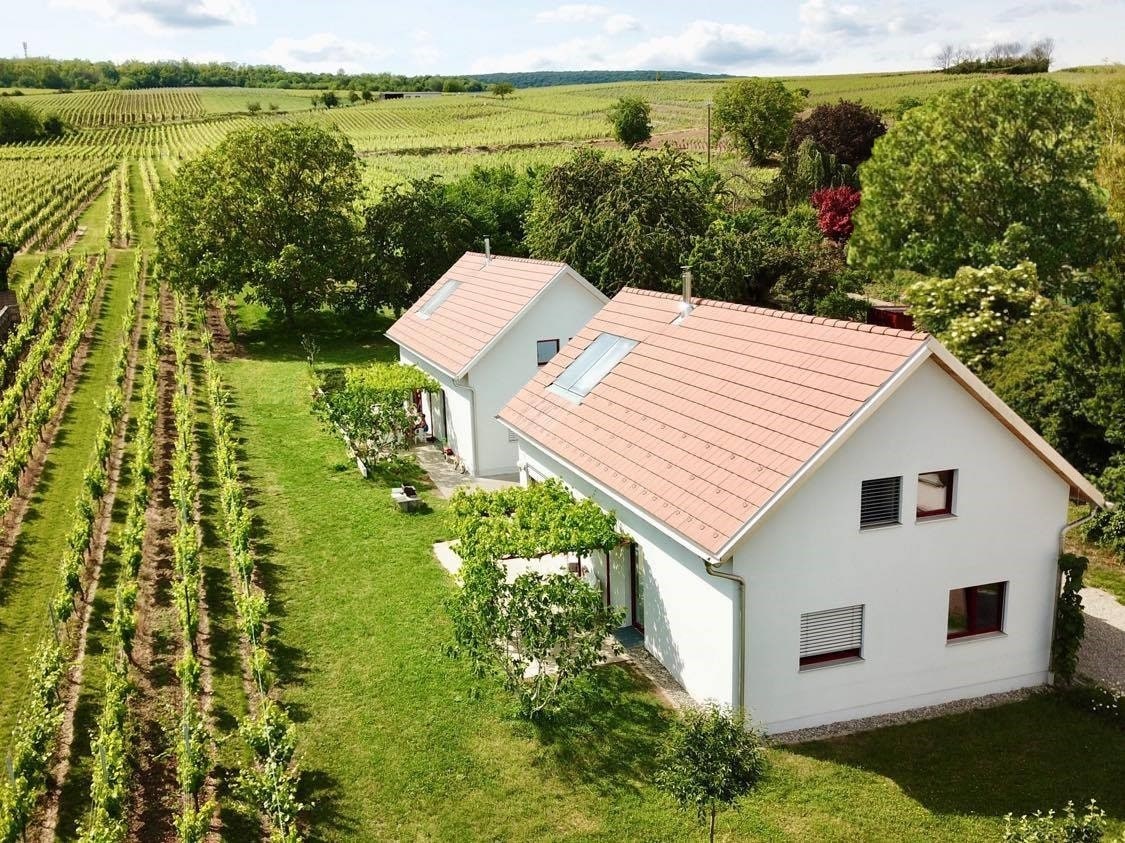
[199,314,304,841]
[79,256,157,842]
[0,252,141,843]
[446,480,625,718]
[169,296,218,841]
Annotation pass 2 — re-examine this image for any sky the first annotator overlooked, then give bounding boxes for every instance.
[6,0,1125,77]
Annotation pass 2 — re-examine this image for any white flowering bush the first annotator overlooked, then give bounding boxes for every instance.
[904,261,1047,372]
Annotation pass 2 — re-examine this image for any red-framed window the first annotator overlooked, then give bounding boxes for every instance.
[917,469,955,519]
[799,604,863,669]
[536,338,560,366]
[947,582,1005,639]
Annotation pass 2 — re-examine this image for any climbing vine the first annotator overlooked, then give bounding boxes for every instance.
[1052,552,1089,686]
[446,480,625,718]
[448,479,623,564]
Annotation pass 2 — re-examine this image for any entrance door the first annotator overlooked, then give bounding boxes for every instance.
[430,389,448,442]
[630,543,645,632]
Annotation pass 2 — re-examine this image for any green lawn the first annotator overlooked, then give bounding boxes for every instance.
[221,305,1125,842]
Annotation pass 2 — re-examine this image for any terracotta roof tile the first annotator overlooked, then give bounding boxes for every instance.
[386,252,571,377]
[500,287,928,556]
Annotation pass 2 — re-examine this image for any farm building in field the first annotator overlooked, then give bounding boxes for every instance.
[497,283,1104,734]
[386,250,607,478]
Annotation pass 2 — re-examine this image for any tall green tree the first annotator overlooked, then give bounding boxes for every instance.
[525,148,715,295]
[357,176,473,314]
[607,96,653,148]
[712,78,801,164]
[851,79,1118,287]
[155,122,361,321]
[685,206,858,313]
[445,165,537,257]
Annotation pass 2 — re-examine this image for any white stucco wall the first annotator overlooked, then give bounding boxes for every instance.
[735,359,1070,733]
[467,270,605,477]
[519,440,737,706]
[398,348,476,472]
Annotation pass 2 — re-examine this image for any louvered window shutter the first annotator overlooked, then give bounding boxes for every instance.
[800,605,864,664]
[860,476,901,528]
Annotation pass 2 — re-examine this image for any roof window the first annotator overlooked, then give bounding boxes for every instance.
[549,332,637,401]
[417,280,460,319]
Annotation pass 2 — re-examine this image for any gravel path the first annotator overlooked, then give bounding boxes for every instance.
[1078,587,1125,692]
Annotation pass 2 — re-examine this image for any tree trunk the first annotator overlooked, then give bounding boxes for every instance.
[709,805,716,843]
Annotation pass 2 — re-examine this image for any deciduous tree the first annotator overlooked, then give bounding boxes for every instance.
[789,100,886,168]
[490,82,515,100]
[155,123,362,321]
[655,705,768,843]
[607,95,652,147]
[712,78,801,164]
[685,206,857,313]
[851,79,1118,287]
[356,176,474,314]
[526,148,715,295]
[810,186,861,242]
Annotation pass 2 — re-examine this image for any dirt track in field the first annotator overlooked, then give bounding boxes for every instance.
[127,285,180,842]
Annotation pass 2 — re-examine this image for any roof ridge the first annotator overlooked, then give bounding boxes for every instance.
[618,286,929,341]
[463,251,568,268]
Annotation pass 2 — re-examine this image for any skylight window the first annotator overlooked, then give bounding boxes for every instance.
[417,280,460,319]
[549,332,637,401]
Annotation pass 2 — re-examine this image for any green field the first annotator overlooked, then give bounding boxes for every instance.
[0,67,1123,841]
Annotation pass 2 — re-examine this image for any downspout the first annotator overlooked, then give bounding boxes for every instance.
[704,558,746,719]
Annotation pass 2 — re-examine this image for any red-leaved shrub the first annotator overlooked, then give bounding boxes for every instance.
[810,186,861,242]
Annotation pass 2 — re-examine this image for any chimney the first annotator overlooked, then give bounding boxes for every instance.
[484,237,492,263]
[678,266,694,320]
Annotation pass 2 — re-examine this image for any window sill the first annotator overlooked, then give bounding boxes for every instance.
[917,513,956,524]
[859,522,901,533]
[799,655,864,673]
[946,630,1006,647]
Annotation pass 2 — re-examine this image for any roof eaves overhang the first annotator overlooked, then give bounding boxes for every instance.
[715,341,935,560]
[923,338,1105,509]
[497,415,721,561]
[448,266,570,377]
[389,334,462,381]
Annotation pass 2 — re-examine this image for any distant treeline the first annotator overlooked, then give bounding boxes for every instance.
[0,57,483,92]
[469,70,726,89]
[934,39,1054,75]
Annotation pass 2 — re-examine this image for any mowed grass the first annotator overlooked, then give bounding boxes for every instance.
[220,304,1125,841]
[0,249,131,753]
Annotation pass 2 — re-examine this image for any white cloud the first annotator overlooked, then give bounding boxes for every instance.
[471,20,820,73]
[412,29,440,68]
[626,20,819,69]
[604,13,640,35]
[535,4,611,24]
[261,33,389,73]
[799,0,937,40]
[51,0,254,31]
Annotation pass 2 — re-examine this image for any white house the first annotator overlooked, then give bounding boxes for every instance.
[386,251,607,478]
[497,285,1105,734]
